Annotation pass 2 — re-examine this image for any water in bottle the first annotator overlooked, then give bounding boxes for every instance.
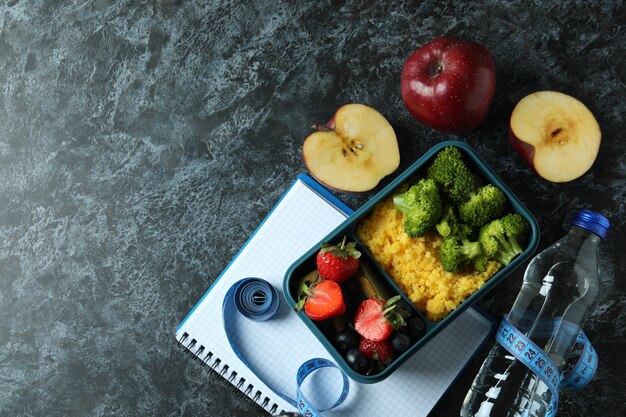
[460,209,609,417]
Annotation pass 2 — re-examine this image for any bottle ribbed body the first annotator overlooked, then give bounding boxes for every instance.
[461,216,605,417]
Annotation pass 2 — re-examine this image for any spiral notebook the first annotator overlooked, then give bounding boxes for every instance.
[176,173,495,416]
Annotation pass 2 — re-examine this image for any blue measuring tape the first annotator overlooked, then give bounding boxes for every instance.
[496,316,598,417]
[222,278,350,416]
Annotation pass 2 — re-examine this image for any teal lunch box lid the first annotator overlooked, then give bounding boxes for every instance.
[283,140,540,383]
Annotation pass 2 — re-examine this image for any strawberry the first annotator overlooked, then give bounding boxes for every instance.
[295,275,346,321]
[316,236,361,284]
[358,337,395,363]
[354,296,409,341]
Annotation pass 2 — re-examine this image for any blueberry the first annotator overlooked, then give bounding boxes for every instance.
[390,332,412,353]
[345,348,369,373]
[395,299,412,314]
[406,315,426,340]
[335,329,360,352]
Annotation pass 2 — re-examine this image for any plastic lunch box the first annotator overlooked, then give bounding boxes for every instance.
[283,140,539,383]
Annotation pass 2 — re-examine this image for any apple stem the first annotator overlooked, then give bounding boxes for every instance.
[429,62,445,78]
[311,124,333,132]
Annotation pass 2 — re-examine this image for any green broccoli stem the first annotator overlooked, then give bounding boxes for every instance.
[392,194,412,216]
[436,220,451,237]
[493,235,522,265]
[509,235,523,254]
[461,240,482,258]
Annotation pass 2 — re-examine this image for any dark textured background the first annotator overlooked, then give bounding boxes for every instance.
[0,1,624,416]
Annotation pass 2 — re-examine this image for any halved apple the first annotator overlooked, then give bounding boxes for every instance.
[302,104,400,193]
[509,91,601,183]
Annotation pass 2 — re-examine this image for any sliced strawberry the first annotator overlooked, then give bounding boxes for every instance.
[316,236,361,284]
[354,296,409,341]
[358,337,394,364]
[354,298,392,341]
[295,276,346,321]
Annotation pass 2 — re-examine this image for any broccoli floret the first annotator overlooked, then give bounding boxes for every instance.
[455,223,474,239]
[440,236,483,272]
[393,178,442,237]
[478,213,529,266]
[426,147,479,204]
[501,213,528,254]
[459,185,507,227]
[473,255,490,273]
[436,205,473,238]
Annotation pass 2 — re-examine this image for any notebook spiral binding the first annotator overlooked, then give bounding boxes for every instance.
[176,332,283,416]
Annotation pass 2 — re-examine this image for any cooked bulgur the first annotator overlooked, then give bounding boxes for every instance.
[356,197,501,321]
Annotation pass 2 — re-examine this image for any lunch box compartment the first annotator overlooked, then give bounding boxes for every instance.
[284,140,540,383]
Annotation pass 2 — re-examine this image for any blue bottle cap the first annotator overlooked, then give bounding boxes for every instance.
[571,210,610,240]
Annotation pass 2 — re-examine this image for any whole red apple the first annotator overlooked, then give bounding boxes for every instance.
[401,36,496,133]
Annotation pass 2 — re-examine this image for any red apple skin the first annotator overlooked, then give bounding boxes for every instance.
[326,115,335,130]
[508,123,537,174]
[311,115,335,131]
[401,36,496,133]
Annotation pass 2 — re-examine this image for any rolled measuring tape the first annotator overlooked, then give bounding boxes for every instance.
[496,316,598,417]
[222,278,350,416]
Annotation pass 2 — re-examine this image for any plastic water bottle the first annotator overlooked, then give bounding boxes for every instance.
[460,209,610,417]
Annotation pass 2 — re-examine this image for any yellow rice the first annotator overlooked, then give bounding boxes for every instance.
[356,197,501,321]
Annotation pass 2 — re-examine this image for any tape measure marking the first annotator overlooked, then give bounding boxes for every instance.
[496,316,598,417]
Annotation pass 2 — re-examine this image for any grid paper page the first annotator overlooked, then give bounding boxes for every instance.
[176,178,493,416]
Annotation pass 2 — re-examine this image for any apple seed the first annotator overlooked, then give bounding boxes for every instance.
[551,128,562,137]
